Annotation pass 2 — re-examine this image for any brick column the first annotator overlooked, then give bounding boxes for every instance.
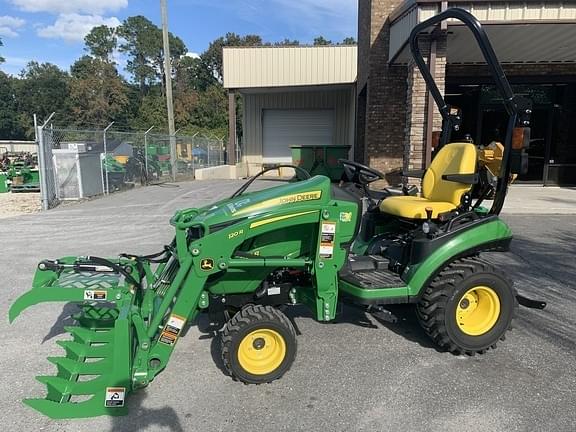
[403,34,447,173]
[357,0,406,185]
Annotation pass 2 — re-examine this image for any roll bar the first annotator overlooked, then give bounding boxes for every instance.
[409,8,532,215]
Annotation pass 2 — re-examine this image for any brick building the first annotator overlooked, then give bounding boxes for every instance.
[357,0,576,185]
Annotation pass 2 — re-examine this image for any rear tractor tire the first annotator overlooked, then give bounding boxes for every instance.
[220,305,297,384]
[416,257,517,355]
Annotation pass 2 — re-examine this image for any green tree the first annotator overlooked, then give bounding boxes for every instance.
[14,62,71,138]
[84,25,118,62]
[117,16,160,93]
[313,36,332,46]
[274,39,300,46]
[153,32,186,96]
[341,37,356,45]
[69,56,129,127]
[0,72,21,138]
[174,88,198,129]
[175,55,216,92]
[191,84,228,130]
[117,16,187,95]
[131,93,167,130]
[201,33,264,81]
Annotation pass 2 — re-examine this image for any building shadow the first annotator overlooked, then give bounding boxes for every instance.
[111,389,185,432]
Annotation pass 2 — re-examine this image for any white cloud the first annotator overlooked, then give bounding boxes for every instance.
[185,52,200,59]
[0,56,29,75]
[3,56,29,66]
[111,48,127,68]
[0,15,26,37]
[10,0,128,15]
[37,13,121,43]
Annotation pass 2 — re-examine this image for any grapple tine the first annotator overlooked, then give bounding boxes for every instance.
[47,357,75,379]
[56,340,86,359]
[38,374,113,395]
[56,340,111,358]
[64,326,113,344]
[9,287,88,323]
[48,356,111,375]
[36,376,70,400]
[24,395,128,419]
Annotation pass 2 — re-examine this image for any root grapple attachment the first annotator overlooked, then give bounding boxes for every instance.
[9,245,207,419]
[27,315,131,419]
[10,264,134,418]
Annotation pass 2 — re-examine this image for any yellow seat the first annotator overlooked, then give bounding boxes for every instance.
[379,143,477,219]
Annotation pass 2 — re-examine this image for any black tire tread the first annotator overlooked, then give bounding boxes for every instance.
[416,256,516,355]
[220,304,296,383]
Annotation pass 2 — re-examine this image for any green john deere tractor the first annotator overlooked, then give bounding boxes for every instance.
[9,9,546,419]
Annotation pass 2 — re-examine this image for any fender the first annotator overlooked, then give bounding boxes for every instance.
[404,218,513,299]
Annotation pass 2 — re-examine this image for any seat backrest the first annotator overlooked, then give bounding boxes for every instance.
[421,143,477,205]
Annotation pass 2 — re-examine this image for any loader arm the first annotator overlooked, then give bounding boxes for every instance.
[8,175,361,418]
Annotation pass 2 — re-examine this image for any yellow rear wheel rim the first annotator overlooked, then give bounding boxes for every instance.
[237,329,286,375]
[456,286,501,336]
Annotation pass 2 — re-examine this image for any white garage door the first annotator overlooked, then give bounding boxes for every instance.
[262,109,334,163]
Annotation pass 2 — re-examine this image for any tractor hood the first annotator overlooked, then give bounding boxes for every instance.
[173,176,333,229]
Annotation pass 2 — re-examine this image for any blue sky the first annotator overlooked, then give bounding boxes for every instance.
[0,0,358,76]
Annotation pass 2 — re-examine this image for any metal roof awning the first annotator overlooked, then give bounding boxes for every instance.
[223,46,357,89]
[389,1,576,65]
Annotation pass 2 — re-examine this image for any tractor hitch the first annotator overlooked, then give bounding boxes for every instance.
[516,294,547,310]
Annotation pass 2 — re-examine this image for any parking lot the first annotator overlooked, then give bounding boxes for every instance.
[1,180,575,432]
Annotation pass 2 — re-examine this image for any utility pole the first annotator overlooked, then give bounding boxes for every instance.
[103,121,114,195]
[160,0,177,181]
[144,125,155,179]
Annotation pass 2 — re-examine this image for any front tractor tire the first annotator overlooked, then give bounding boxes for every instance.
[221,305,297,384]
[416,257,517,355]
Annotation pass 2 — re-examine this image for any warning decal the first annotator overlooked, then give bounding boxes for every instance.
[321,222,336,234]
[319,222,336,259]
[159,314,186,346]
[84,290,107,301]
[105,387,125,407]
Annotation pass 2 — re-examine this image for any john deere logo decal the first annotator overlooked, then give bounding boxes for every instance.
[200,258,214,271]
[339,212,353,223]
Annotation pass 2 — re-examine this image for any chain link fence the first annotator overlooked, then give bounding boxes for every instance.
[37,125,233,210]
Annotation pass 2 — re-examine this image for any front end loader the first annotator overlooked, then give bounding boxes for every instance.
[9,9,546,419]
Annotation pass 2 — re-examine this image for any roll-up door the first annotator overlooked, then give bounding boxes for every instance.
[262,109,334,162]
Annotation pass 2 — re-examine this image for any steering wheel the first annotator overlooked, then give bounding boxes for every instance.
[339,159,385,186]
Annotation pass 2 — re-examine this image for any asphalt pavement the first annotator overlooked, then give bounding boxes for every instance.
[1,180,575,432]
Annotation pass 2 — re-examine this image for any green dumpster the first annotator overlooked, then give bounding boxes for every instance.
[290,145,351,182]
[0,172,8,193]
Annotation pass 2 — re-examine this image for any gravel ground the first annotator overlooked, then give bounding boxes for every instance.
[1,180,575,432]
[0,192,41,218]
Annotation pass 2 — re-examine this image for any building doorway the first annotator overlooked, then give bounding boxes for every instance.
[478,106,550,182]
[445,81,576,185]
